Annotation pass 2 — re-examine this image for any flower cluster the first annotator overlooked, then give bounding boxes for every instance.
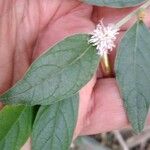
[89,21,119,56]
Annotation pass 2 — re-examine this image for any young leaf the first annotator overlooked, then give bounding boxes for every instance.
[0,105,32,150]
[115,21,150,132]
[32,94,79,150]
[0,34,99,105]
[82,0,145,7]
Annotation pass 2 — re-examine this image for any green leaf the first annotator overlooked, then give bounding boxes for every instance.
[32,94,79,150]
[0,105,32,150]
[0,34,99,105]
[82,0,145,8]
[115,21,150,132]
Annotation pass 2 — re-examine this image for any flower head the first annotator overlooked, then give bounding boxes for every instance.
[89,21,119,56]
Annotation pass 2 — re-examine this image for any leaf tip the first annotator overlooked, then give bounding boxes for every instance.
[131,119,145,134]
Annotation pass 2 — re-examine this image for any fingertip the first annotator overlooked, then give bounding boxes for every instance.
[21,138,31,150]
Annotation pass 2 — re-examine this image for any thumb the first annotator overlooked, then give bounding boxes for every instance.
[32,3,94,60]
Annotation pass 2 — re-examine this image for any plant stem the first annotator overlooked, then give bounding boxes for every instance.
[115,0,150,28]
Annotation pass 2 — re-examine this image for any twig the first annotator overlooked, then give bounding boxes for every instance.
[113,130,129,150]
[115,0,150,28]
[127,128,150,148]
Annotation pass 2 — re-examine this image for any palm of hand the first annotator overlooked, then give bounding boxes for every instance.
[1,0,150,139]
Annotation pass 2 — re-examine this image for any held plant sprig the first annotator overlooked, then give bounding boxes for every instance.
[0,1,150,150]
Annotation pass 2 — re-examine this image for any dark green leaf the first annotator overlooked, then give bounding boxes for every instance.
[0,34,99,105]
[115,21,150,132]
[0,105,32,150]
[32,94,79,150]
[82,0,145,8]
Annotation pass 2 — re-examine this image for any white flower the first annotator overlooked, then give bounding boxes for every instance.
[89,21,119,56]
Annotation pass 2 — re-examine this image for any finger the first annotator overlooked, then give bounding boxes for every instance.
[80,78,129,135]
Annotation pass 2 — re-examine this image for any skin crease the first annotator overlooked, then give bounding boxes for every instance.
[0,0,150,149]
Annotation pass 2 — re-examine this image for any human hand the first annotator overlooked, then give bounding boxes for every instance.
[0,0,150,149]
[77,6,150,136]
